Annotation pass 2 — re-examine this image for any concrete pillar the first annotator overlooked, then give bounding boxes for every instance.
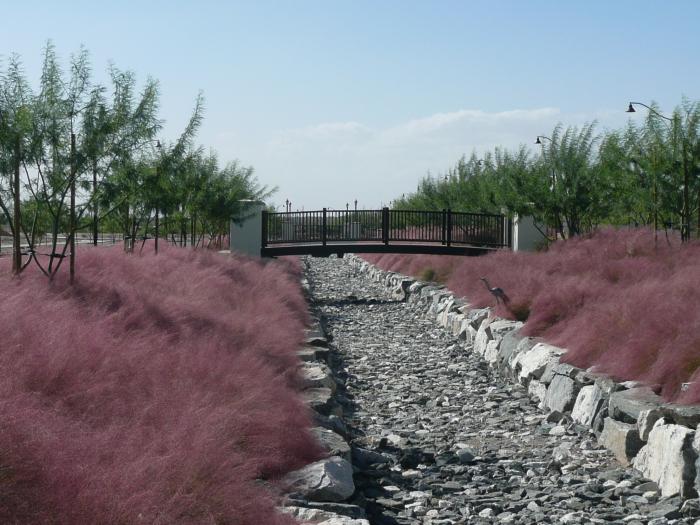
[512,215,548,252]
[230,200,265,257]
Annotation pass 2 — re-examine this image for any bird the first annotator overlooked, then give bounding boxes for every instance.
[480,277,510,306]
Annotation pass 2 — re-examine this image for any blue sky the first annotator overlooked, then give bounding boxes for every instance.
[1,1,699,209]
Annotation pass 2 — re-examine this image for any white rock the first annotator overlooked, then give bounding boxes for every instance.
[633,423,695,497]
[284,456,355,502]
[514,343,565,384]
[571,384,606,427]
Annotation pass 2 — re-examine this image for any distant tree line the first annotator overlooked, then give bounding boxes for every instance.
[393,98,700,242]
[0,42,271,280]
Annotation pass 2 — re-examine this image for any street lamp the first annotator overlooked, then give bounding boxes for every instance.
[155,140,162,254]
[627,101,690,241]
[535,135,552,145]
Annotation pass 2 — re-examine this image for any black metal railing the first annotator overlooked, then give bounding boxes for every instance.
[262,208,512,249]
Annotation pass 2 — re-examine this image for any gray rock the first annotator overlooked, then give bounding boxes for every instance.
[312,427,351,461]
[571,384,607,427]
[301,362,337,393]
[304,387,341,416]
[284,456,355,502]
[528,379,548,407]
[513,342,564,384]
[598,417,643,466]
[608,387,664,424]
[638,408,667,441]
[543,373,579,413]
[633,424,696,498]
[663,404,700,428]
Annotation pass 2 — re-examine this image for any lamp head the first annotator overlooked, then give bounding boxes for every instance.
[626,103,636,113]
[156,140,162,148]
[535,136,542,145]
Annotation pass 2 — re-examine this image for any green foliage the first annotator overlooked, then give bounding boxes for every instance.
[0,42,269,276]
[397,101,700,240]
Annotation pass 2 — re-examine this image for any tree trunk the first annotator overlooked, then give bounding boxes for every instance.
[93,164,98,246]
[12,137,21,275]
[69,133,76,284]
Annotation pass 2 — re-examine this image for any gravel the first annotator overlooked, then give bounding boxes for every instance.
[304,255,698,525]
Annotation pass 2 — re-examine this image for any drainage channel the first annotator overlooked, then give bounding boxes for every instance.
[297,255,693,525]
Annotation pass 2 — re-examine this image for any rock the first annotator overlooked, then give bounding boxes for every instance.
[514,343,565,384]
[633,424,696,498]
[528,379,548,406]
[303,387,341,416]
[473,320,492,356]
[317,518,369,525]
[284,456,355,502]
[638,408,667,441]
[608,387,664,424]
[351,446,390,469]
[297,346,319,362]
[456,448,476,464]
[571,384,607,427]
[312,427,351,461]
[598,417,643,466]
[497,330,526,368]
[301,362,337,393]
[280,505,368,524]
[664,405,700,428]
[543,373,579,413]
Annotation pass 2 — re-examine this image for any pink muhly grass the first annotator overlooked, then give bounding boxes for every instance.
[364,228,700,403]
[0,244,321,524]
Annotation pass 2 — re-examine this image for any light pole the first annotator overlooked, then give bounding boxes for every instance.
[627,101,690,241]
[154,140,162,253]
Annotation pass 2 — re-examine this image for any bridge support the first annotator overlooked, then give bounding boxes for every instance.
[512,215,547,251]
[230,200,265,257]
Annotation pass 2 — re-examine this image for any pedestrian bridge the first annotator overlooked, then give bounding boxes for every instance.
[259,208,513,257]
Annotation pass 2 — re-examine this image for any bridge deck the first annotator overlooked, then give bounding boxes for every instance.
[261,242,499,257]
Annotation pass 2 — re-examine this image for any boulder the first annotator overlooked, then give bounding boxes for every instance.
[571,384,607,427]
[598,417,643,466]
[633,423,696,498]
[284,456,355,502]
[664,405,700,428]
[638,408,667,441]
[608,387,664,424]
[304,387,341,416]
[483,340,501,366]
[543,373,579,413]
[312,427,351,461]
[497,331,528,369]
[513,343,565,384]
[467,308,490,329]
[528,379,547,407]
[473,321,492,356]
[301,363,337,393]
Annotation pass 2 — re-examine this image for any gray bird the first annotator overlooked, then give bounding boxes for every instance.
[480,277,510,306]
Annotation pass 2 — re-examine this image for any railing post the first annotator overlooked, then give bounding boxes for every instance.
[382,207,389,245]
[322,208,327,246]
[507,216,513,248]
[261,210,268,248]
[446,209,452,247]
[441,209,447,245]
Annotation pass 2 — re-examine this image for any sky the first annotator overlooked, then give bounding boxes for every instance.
[1,1,699,210]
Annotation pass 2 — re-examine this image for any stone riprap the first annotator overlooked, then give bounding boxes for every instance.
[295,255,700,524]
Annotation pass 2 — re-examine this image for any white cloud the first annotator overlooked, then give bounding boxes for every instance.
[214,107,630,210]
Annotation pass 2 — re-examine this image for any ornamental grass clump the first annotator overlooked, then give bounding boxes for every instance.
[0,244,320,524]
[364,228,700,403]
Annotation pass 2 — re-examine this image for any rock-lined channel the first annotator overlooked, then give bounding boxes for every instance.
[303,255,699,525]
